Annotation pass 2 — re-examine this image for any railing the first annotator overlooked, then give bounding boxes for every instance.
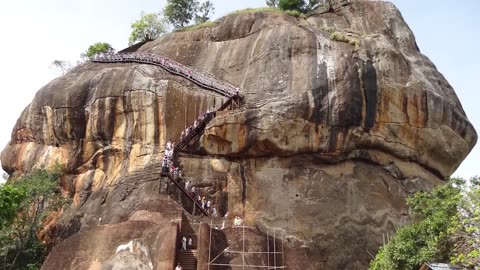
[161,172,210,216]
[92,52,239,98]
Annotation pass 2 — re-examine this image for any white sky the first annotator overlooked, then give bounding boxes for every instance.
[0,0,478,180]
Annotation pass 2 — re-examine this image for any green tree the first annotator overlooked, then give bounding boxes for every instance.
[0,168,69,270]
[195,0,214,24]
[0,185,25,230]
[164,0,198,29]
[278,0,306,11]
[81,42,114,60]
[164,0,215,29]
[266,0,279,7]
[370,177,480,270]
[450,176,480,267]
[129,12,168,45]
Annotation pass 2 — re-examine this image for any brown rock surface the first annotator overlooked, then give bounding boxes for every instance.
[1,1,477,269]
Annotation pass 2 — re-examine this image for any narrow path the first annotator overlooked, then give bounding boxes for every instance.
[92,52,239,98]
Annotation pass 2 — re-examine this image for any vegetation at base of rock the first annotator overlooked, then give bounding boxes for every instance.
[0,185,25,230]
[0,168,70,270]
[129,12,168,45]
[369,177,480,270]
[164,0,214,29]
[81,42,115,60]
[176,20,218,32]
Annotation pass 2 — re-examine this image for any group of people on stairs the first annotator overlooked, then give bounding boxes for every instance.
[92,52,239,98]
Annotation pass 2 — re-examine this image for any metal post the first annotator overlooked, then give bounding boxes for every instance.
[273,230,276,269]
[282,232,284,268]
[193,201,196,217]
[242,225,245,270]
[267,229,270,270]
[208,220,213,270]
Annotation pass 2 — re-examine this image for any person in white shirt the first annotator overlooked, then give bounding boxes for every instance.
[175,263,182,270]
[181,236,187,250]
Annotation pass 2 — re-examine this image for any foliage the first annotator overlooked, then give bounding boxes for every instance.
[279,0,305,11]
[369,177,480,270]
[80,42,114,61]
[450,176,480,267]
[0,185,26,230]
[0,168,69,270]
[164,0,215,29]
[329,31,359,49]
[177,20,218,32]
[266,0,279,7]
[283,9,306,18]
[129,12,168,45]
[231,7,281,15]
[164,0,198,29]
[230,7,305,19]
[195,0,214,24]
[49,60,72,75]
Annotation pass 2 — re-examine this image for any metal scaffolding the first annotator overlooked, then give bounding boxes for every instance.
[207,221,286,269]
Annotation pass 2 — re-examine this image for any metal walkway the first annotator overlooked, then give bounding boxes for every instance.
[92,52,239,98]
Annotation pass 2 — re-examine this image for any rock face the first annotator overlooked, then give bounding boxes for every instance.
[1,1,477,269]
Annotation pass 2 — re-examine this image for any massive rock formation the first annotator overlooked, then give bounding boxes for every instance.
[1,1,476,269]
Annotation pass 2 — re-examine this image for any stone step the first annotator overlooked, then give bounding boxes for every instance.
[176,250,198,270]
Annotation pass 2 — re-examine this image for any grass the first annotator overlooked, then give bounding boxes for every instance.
[322,25,361,50]
[230,7,282,15]
[330,31,360,49]
[177,21,219,32]
[230,7,306,19]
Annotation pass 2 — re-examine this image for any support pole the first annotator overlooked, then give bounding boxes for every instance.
[273,230,276,269]
[282,232,285,268]
[267,229,270,270]
[208,219,213,270]
[242,225,245,270]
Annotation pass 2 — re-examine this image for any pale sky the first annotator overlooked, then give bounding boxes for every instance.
[0,0,478,180]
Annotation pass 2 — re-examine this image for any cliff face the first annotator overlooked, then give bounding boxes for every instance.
[1,1,477,269]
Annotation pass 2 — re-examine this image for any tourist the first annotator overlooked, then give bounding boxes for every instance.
[212,207,217,217]
[162,157,169,174]
[175,263,182,270]
[181,236,187,250]
[187,235,193,249]
[221,220,225,230]
[206,200,212,211]
[233,216,243,226]
[185,180,190,191]
[166,139,172,150]
[201,197,207,209]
